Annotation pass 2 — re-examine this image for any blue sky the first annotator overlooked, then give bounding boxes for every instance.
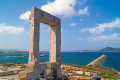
[0,0,120,51]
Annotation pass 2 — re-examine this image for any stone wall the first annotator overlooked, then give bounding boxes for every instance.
[87,55,106,67]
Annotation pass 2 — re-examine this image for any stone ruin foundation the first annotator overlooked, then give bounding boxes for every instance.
[19,7,68,80]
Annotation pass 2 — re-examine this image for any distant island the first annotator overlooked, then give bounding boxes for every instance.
[0,47,120,54]
[67,47,120,52]
[98,47,120,52]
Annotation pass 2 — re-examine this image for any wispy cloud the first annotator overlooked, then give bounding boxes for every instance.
[78,7,89,16]
[0,23,25,34]
[88,33,120,42]
[81,18,120,34]
[19,11,31,20]
[70,23,77,26]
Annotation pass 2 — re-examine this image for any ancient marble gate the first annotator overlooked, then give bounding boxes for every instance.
[19,7,62,80]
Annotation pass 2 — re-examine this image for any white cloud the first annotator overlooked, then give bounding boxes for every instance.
[41,0,76,17]
[81,18,120,34]
[78,7,89,16]
[0,24,25,34]
[19,11,31,20]
[70,23,77,26]
[89,33,120,42]
[19,0,88,20]
[19,0,76,20]
[78,38,82,40]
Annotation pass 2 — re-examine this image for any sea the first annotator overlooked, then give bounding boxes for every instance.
[0,52,120,71]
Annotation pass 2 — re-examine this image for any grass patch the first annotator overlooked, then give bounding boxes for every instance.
[64,63,120,79]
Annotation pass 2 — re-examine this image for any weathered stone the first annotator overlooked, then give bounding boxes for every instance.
[56,68,62,78]
[46,68,53,76]
[40,78,47,80]
[3,71,15,76]
[14,69,25,74]
[75,71,84,75]
[0,72,3,76]
[45,62,57,69]
[1,66,8,71]
[39,63,47,70]
[19,7,64,80]
[68,73,73,77]
[92,72,97,76]
[101,78,105,80]
[85,72,92,76]
[42,71,47,79]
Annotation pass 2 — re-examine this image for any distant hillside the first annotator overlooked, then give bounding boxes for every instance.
[0,49,49,54]
[0,49,20,52]
[0,49,28,54]
[98,47,120,52]
[1,47,120,53]
[66,47,120,52]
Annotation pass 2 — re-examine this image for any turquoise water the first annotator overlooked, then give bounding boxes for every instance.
[0,52,120,71]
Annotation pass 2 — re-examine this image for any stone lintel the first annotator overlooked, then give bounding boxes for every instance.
[30,7,60,26]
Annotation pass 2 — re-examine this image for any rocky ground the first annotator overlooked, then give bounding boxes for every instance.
[61,64,120,80]
[0,63,120,80]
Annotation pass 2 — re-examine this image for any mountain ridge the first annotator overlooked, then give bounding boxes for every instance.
[67,47,120,52]
[0,47,120,53]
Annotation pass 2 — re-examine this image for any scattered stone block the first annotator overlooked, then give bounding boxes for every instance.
[68,73,73,77]
[92,72,97,76]
[101,78,105,80]
[1,66,8,71]
[75,71,84,74]
[85,72,92,76]
[61,65,64,69]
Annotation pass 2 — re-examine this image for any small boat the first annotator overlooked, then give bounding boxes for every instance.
[40,54,48,57]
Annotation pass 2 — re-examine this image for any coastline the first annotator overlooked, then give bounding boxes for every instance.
[0,52,120,71]
[1,51,120,54]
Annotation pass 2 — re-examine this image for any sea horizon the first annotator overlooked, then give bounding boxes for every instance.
[0,52,120,71]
